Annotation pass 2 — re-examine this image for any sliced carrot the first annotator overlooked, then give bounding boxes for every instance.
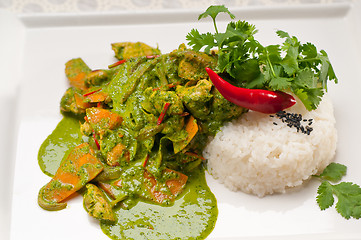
[85,91,109,103]
[106,142,126,166]
[164,169,188,197]
[74,92,93,109]
[143,169,188,204]
[38,143,103,211]
[173,115,198,153]
[86,108,122,131]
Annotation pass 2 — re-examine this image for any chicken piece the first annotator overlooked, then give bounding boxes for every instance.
[176,79,213,120]
[83,183,116,222]
[111,42,161,60]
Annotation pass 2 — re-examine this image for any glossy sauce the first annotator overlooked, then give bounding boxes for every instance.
[38,116,218,240]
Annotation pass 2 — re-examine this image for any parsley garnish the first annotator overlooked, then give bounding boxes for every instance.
[314,163,361,219]
[186,5,338,110]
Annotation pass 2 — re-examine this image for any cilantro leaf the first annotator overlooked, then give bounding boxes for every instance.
[186,29,216,53]
[317,181,335,210]
[318,163,347,182]
[198,5,235,34]
[301,42,318,59]
[315,163,361,219]
[319,50,338,90]
[269,77,292,91]
[293,87,324,111]
[293,68,317,89]
[317,181,361,219]
[334,182,361,219]
[198,5,235,20]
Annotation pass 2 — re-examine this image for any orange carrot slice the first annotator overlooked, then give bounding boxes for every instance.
[38,143,103,211]
[86,108,122,131]
[173,115,198,153]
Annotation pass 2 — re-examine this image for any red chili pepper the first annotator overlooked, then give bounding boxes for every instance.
[108,59,126,69]
[205,68,296,114]
[157,102,171,125]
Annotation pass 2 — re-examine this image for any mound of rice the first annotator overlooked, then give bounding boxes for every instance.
[203,94,337,197]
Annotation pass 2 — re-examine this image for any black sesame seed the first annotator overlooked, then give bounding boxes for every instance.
[273,111,313,135]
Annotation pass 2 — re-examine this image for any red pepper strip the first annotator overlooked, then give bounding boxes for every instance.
[205,68,296,114]
[83,88,101,97]
[184,152,205,161]
[108,59,127,69]
[142,154,150,168]
[93,130,100,150]
[157,102,171,125]
[152,82,180,91]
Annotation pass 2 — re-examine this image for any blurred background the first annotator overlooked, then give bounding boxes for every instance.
[0,0,354,14]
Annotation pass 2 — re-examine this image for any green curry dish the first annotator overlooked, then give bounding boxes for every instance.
[39,41,245,240]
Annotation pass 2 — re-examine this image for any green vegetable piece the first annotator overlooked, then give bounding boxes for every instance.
[83,183,116,222]
[114,58,158,104]
[137,124,165,141]
[92,166,122,182]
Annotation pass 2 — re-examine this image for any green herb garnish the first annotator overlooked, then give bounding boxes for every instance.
[315,163,361,219]
[186,5,338,111]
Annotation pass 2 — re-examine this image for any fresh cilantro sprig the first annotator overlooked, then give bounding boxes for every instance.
[314,163,361,219]
[186,5,338,111]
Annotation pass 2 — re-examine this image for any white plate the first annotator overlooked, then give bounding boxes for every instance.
[2,2,361,240]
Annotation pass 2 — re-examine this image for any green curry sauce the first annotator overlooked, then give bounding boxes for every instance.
[38,116,217,240]
[101,165,217,240]
[37,43,245,240]
[38,116,83,177]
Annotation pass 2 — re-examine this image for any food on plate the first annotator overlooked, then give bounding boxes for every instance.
[38,41,237,239]
[37,5,361,240]
[188,5,361,219]
[204,94,337,197]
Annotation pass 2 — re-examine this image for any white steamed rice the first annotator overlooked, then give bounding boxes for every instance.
[203,94,337,197]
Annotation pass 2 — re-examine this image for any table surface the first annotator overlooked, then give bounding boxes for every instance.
[0,0,355,14]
